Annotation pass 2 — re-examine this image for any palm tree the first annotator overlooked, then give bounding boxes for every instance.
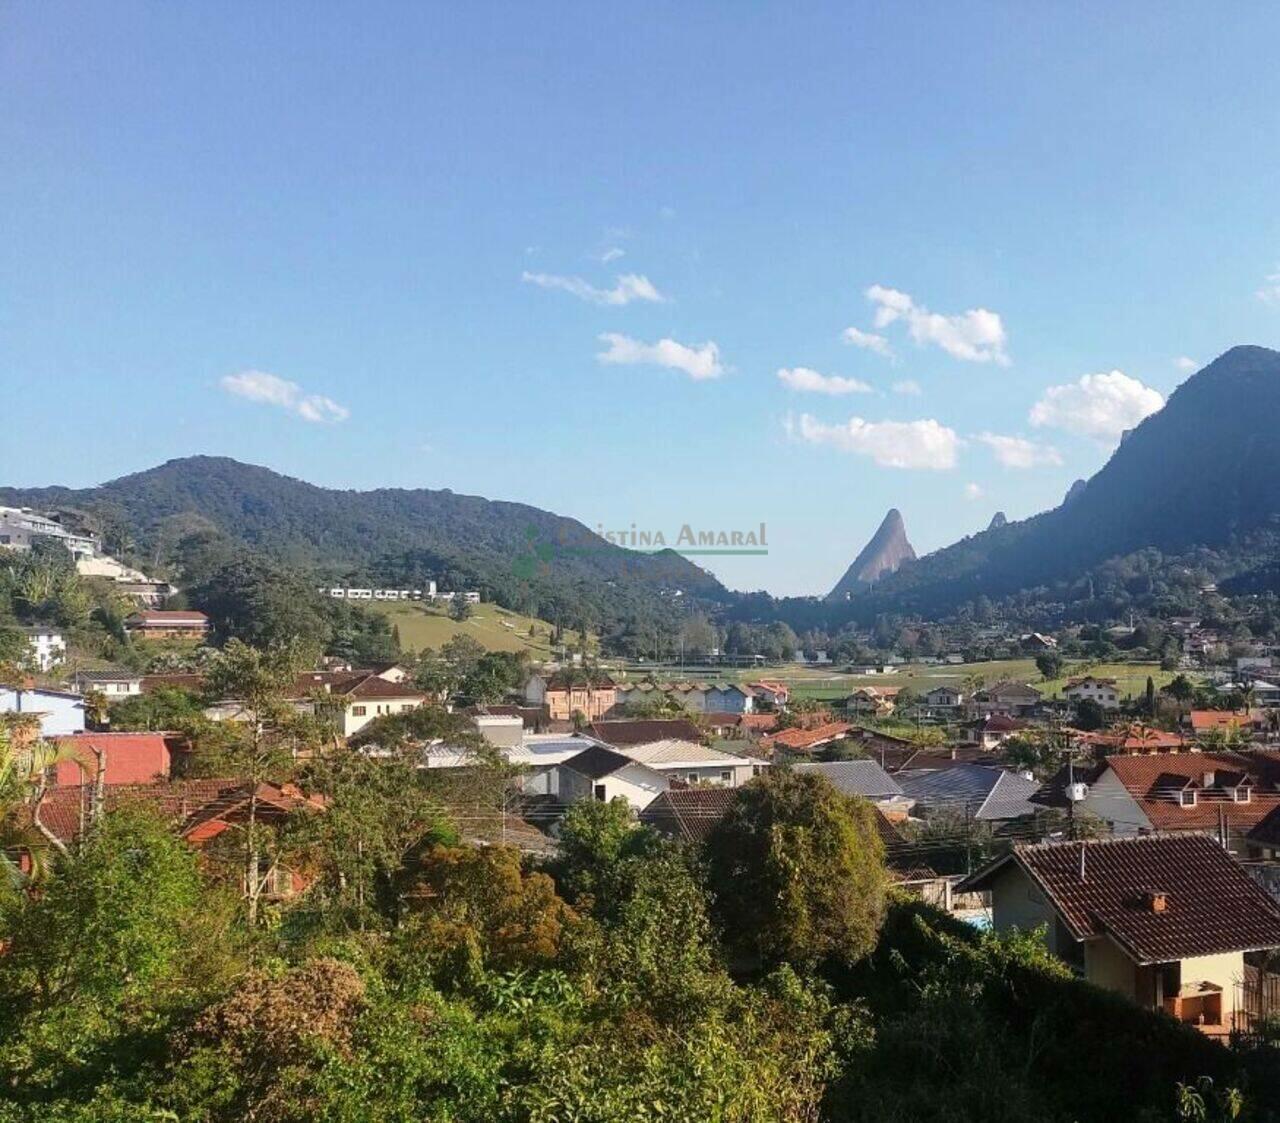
[0,716,80,890]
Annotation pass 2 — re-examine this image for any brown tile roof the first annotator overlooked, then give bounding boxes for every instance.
[1103,750,1280,832]
[589,718,703,746]
[738,713,781,733]
[640,787,741,842]
[331,675,426,701]
[127,610,209,626]
[963,834,1280,964]
[763,721,854,752]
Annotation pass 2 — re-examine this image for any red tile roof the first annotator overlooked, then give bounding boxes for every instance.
[1188,710,1260,733]
[763,721,854,752]
[1103,750,1280,832]
[964,834,1280,964]
[49,732,171,785]
[35,778,322,845]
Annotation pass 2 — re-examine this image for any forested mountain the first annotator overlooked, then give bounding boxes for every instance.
[843,345,1280,620]
[0,456,731,638]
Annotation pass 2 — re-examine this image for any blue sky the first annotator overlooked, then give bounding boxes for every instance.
[4,3,1280,596]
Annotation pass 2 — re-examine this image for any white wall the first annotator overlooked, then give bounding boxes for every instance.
[1081,769,1152,834]
[0,688,85,736]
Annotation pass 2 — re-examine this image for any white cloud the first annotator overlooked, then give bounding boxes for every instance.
[841,326,894,358]
[793,413,961,470]
[1029,370,1164,440]
[892,379,922,396]
[964,482,984,501]
[865,284,1010,365]
[776,367,872,395]
[220,370,349,424]
[522,271,665,306]
[596,333,724,381]
[1256,269,1280,305]
[976,432,1063,469]
[1173,355,1198,373]
[600,247,625,263]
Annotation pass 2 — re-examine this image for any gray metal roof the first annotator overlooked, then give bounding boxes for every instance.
[897,763,1039,821]
[792,759,904,799]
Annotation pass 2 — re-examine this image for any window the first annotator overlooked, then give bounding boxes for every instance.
[720,770,732,783]
[1233,786,1252,803]
[1179,789,1197,807]
[352,705,367,717]
[593,784,607,801]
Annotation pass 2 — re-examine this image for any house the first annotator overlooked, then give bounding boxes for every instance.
[1187,709,1267,738]
[49,731,173,786]
[1076,726,1188,754]
[959,834,1280,1034]
[897,764,1041,824]
[551,744,669,811]
[205,667,426,738]
[748,680,790,707]
[1070,750,1280,853]
[665,681,709,712]
[524,671,617,722]
[71,667,143,698]
[589,718,704,746]
[1019,632,1058,651]
[640,786,742,841]
[792,759,914,820]
[846,686,899,717]
[124,610,211,641]
[0,506,97,557]
[615,739,757,787]
[962,713,1027,751]
[922,685,965,711]
[18,625,65,672]
[1064,676,1121,711]
[973,681,1042,717]
[0,684,86,735]
[703,682,755,714]
[37,778,323,899]
[760,721,854,756]
[322,674,427,737]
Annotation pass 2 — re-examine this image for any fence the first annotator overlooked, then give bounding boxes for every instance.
[1234,963,1280,1035]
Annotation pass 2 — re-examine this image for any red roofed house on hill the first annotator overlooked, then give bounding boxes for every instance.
[125,610,210,641]
[960,834,1280,1035]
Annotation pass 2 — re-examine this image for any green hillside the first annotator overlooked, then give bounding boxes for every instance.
[371,600,571,657]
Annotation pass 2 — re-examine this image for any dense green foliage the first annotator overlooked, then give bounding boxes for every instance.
[0,747,1273,1121]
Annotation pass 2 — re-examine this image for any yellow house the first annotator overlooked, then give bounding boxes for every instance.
[960,834,1280,1035]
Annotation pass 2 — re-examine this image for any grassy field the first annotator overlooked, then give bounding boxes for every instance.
[372,601,563,656]
[622,657,1184,703]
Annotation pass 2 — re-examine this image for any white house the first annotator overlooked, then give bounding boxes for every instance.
[552,744,670,811]
[616,739,758,787]
[0,507,97,557]
[1064,676,1121,711]
[19,626,65,672]
[71,668,143,698]
[0,684,86,736]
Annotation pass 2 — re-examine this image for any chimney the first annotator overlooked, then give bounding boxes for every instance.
[1146,890,1168,914]
[1203,771,1216,788]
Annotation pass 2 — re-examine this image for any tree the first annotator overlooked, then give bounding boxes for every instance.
[1035,652,1064,681]
[705,770,887,968]
[202,640,320,924]
[449,595,473,622]
[1074,698,1106,731]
